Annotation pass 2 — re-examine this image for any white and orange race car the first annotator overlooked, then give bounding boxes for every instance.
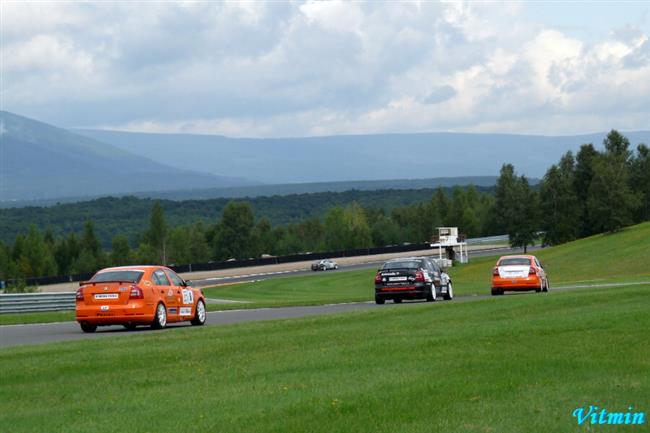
[491,255,549,296]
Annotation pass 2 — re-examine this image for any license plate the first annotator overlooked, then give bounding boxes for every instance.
[389,276,408,282]
[511,280,518,284]
[94,293,119,299]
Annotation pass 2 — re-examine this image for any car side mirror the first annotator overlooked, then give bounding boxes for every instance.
[183,280,191,287]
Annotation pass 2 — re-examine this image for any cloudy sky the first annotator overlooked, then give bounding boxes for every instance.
[2,1,649,137]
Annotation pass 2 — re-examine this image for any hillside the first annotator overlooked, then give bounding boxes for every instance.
[0,111,254,202]
[0,187,475,247]
[77,128,650,183]
[448,221,650,292]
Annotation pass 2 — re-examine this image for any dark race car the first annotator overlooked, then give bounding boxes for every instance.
[374,257,453,304]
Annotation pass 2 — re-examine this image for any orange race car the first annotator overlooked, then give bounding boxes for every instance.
[76,265,206,333]
[491,255,549,296]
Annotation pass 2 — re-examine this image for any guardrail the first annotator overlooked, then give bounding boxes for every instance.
[0,292,75,314]
[466,234,509,244]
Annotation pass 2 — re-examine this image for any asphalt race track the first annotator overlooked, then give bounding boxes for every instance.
[1,245,544,349]
[3,279,649,349]
[0,296,486,349]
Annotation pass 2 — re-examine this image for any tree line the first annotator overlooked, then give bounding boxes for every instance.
[1,130,647,290]
[0,185,497,287]
[495,130,649,250]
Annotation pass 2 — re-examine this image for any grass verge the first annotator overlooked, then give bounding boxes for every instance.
[0,310,75,326]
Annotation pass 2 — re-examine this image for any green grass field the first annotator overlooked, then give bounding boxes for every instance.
[1,284,648,433]
[448,221,650,294]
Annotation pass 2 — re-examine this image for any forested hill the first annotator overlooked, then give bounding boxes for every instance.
[0,187,488,247]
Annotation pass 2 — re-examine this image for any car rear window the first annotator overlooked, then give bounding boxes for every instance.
[498,258,532,266]
[382,260,420,270]
[91,270,144,283]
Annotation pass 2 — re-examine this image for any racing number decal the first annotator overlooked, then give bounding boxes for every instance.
[181,289,194,305]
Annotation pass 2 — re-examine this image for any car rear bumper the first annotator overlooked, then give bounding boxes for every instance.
[492,276,542,291]
[76,302,156,325]
[375,284,428,298]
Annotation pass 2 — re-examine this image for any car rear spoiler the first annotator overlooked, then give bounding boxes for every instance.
[78,280,136,287]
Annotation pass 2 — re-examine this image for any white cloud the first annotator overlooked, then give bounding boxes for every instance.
[1,1,649,136]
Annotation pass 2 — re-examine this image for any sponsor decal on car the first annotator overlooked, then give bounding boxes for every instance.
[94,293,119,299]
[182,289,194,305]
[100,305,109,311]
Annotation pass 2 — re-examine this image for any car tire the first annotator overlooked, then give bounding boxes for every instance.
[426,284,437,302]
[443,282,454,301]
[191,299,207,326]
[542,279,549,292]
[123,323,137,331]
[394,298,403,304]
[375,295,385,305]
[491,289,503,296]
[80,322,97,333]
[151,303,167,329]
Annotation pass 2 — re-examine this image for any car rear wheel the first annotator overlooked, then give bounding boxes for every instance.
[426,284,437,302]
[542,279,549,292]
[393,298,402,304]
[443,282,454,300]
[151,303,167,329]
[491,289,503,296]
[375,295,385,305]
[191,300,206,326]
[80,322,97,333]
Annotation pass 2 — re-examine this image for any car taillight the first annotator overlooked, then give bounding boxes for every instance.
[374,272,382,283]
[529,267,537,275]
[129,285,144,299]
[76,288,84,301]
[492,267,499,276]
[415,271,425,282]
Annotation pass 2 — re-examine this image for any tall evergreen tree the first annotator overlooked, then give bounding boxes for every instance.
[493,164,519,234]
[630,144,650,222]
[509,176,540,253]
[146,201,168,264]
[434,187,449,226]
[187,222,210,263]
[574,144,599,236]
[587,156,638,233]
[81,220,101,258]
[539,152,581,245]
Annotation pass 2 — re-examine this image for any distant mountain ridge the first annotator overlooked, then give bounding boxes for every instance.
[0,176,502,209]
[0,111,255,201]
[76,128,650,183]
